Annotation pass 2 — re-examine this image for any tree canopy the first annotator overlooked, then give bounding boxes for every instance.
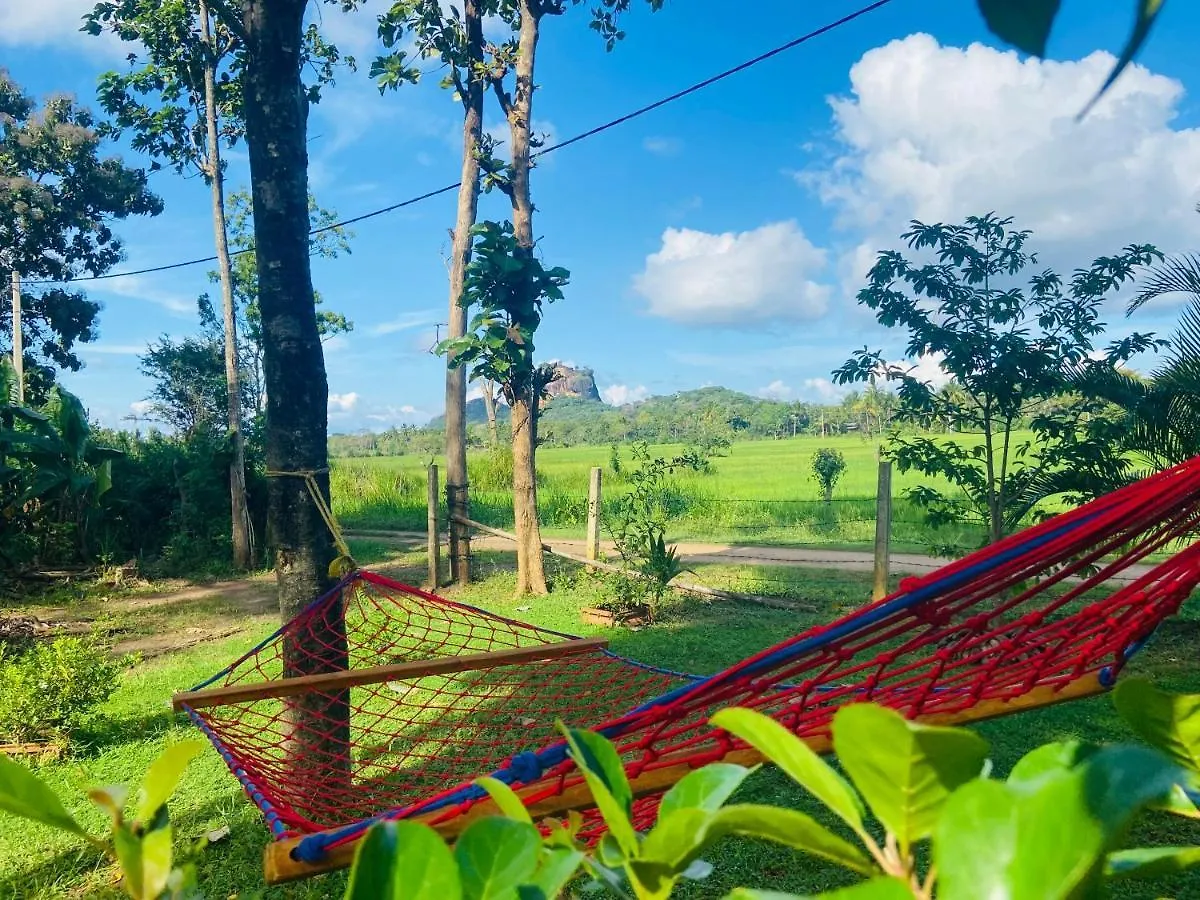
[834,212,1163,544]
[0,71,162,397]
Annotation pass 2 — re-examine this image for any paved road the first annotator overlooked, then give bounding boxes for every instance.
[346,530,1156,584]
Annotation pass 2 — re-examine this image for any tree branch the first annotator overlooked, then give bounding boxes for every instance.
[204,0,247,42]
[489,77,513,117]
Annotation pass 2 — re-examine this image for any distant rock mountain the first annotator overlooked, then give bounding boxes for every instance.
[544,363,600,403]
[427,364,602,429]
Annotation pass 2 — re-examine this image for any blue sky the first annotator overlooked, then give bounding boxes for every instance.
[5,0,1200,432]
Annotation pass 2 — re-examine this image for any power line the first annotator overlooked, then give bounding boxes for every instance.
[27,0,894,286]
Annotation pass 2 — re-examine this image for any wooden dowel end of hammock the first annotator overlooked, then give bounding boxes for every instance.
[261,672,1106,884]
[172,636,609,712]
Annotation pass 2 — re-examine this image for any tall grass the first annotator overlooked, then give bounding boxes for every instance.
[330,437,990,551]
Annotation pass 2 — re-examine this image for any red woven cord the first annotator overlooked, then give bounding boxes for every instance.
[189,456,1200,846]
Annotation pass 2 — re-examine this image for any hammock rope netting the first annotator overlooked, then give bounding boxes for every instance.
[179,457,1200,876]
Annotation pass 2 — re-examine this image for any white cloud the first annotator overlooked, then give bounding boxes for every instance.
[800,378,849,404]
[307,4,380,59]
[368,309,440,337]
[643,136,682,156]
[365,404,426,427]
[885,352,952,389]
[633,222,831,325]
[0,0,120,53]
[97,275,195,316]
[80,343,145,356]
[484,118,558,152]
[329,392,359,414]
[323,335,350,353]
[757,380,793,401]
[129,400,154,416]
[601,384,649,406]
[807,35,1200,295]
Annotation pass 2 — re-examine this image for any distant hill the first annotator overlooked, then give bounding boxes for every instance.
[329,383,874,457]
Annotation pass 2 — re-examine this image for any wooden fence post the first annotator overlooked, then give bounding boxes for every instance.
[427,464,441,589]
[586,467,603,565]
[872,457,892,602]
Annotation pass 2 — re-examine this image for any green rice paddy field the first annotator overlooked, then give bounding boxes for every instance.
[331,434,1000,552]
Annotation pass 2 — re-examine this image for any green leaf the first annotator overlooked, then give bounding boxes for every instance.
[0,753,89,838]
[136,740,204,824]
[937,745,1181,899]
[88,784,129,827]
[522,847,584,900]
[113,825,145,899]
[712,707,865,833]
[935,779,1018,899]
[707,804,877,876]
[659,763,752,818]
[455,817,540,900]
[476,776,533,824]
[138,823,174,900]
[832,703,988,854]
[977,0,1062,56]
[346,820,462,900]
[1079,0,1166,118]
[561,725,638,855]
[1105,846,1200,880]
[1154,783,1200,820]
[728,878,914,900]
[640,807,712,870]
[1113,677,1200,773]
[1007,740,1097,791]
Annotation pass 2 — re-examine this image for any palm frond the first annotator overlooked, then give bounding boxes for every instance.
[1129,253,1200,315]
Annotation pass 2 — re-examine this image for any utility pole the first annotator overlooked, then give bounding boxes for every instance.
[10,270,23,405]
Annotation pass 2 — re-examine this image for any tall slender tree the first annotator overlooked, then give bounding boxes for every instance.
[86,0,350,570]
[375,0,497,585]
[206,189,353,417]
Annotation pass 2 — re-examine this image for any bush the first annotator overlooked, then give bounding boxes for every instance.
[811,447,847,502]
[0,636,123,742]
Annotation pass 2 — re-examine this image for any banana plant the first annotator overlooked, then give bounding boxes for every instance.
[0,361,121,560]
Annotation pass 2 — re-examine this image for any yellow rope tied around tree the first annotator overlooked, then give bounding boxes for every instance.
[265,468,356,578]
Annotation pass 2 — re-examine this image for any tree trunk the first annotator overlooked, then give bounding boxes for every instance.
[482,379,499,447]
[510,388,547,594]
[241,0,348,782]
[444,0,485,586]
[505,0,548,595]
[199,0,252,572]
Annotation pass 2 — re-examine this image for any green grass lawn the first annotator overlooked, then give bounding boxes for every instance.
[332,435,994,552]
[3,542,1197,898]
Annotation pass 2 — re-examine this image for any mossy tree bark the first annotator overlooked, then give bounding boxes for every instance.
[241,0,348,781]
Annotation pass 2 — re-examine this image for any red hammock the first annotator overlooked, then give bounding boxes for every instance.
[174,456,1200,883]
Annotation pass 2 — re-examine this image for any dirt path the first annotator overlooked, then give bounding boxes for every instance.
[347,530,1156,584]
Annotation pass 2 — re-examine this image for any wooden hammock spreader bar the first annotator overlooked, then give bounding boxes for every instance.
[171,636,609,712]
[262,671,1106,884]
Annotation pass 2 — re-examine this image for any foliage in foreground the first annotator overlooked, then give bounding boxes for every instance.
[7,678,1200,898]
[346,677,1200,899]
[0,740,205,899]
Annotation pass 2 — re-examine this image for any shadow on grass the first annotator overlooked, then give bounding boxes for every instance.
[76,709,180,753]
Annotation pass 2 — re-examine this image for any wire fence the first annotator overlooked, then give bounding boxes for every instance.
[333,463,993,605]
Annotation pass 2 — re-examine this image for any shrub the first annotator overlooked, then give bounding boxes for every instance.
[811,447,847,502]
[0,636,123,742]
